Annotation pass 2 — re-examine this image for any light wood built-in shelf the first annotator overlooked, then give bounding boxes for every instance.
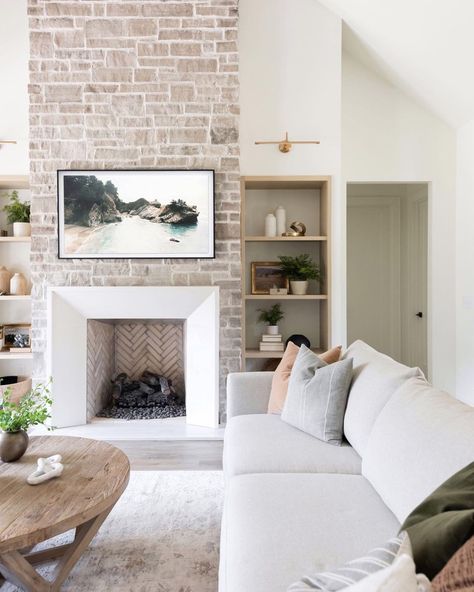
[245,348,324,359]
[0,351,33,360]
[0,295,31,301]
[0,237,31,243]
[245,236,327,242]
[245,294,328,300]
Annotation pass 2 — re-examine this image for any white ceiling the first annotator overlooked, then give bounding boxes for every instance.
[318,0,474,128]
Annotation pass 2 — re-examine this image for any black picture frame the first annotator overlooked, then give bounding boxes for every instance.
[57,169,215,259]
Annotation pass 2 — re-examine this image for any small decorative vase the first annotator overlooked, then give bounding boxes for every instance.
[0,266,11,295]
[266,325,279,335]
[264,213,277,237]
[13,222,31,238]
[0,430,29,462]
[275,206,286,236]
[290,280,309,295]
[10,273,27,296]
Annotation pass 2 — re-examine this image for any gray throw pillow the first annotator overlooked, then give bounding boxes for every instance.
[281,344,353,446]
[287,533,412,591]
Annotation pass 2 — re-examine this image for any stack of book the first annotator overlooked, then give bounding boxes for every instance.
[259,333,284,352]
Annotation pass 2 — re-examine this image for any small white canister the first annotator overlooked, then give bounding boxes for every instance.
[10,273,28,296]
[265,213,277,237]
[275,205,286,236]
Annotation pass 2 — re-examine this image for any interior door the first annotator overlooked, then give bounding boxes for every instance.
[347,196,401,359]
[401,190,428,374]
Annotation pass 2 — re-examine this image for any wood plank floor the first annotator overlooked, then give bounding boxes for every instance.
[108,440,223,471]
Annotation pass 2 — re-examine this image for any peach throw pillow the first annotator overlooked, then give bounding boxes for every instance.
[267,342,342,414]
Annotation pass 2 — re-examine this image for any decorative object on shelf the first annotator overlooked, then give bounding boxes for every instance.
[275,205,286,235]
[264,213,277,237]
[0,382,53,462]
[0,230,7,237]
[57,169,215,259]
[9,271,27,295]
[3,324,31,351]
[282,221,307,237]
[258,303,284,336]
[286,334,311,349]
[0,376,32,405]
[269,287,288,295]
[278,254,322,295]
[255,131,320,153]
[0,265,11,295]
[251,261,289,295]
[27,454,64,485]
[3,190,31,237]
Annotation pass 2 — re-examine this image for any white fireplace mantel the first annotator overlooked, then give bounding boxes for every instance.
[47,286,220,429]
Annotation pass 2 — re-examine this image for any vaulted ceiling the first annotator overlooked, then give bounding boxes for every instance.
[318,0,474,128]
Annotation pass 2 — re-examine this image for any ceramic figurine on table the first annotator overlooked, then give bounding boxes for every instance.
[27,454,64,485]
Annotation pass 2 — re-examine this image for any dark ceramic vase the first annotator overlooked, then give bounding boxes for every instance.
[0,430,29,462]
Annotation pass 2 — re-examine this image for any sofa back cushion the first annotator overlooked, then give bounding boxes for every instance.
[342,340,423,455]
[362,377,474,523]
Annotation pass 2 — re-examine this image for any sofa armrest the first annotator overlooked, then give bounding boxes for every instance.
[226,372,274,420]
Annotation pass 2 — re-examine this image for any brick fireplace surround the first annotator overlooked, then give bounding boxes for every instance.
[28,0,241,420]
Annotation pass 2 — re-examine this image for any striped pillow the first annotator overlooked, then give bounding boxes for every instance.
[288,533,412,591]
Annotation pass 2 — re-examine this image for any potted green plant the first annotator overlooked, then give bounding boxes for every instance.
[0,382,52,462]
[4,190,31,237]
[278,254,322,295]
[258,303,284,335]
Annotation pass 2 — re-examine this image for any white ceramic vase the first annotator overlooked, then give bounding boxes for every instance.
[290,280,309,295]
[264,213,277,237]
[266,325,279,335]
[10,272,28,296]
[0,266,11,295]
[275,206,286,235]
[13,223,31,237]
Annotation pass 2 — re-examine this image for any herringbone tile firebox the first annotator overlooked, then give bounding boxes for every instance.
[87,319,184,421]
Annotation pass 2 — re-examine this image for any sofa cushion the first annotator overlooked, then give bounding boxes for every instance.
[282,347,353,446]
[432,536,474,592]
[362,377,474,524]
[223,414,362,480]
[268,343,342,414]
[219,473,400,592]
[342,340,423,456]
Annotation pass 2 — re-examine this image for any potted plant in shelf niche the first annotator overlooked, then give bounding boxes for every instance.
[0,382,52,462]
[278,254,322,295]
[4,190,31,237]
[258,303,284,335]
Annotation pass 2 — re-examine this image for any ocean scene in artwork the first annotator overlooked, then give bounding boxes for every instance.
[58,170,214,258]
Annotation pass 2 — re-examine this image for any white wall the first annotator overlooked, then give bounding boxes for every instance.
[0,0,29,176]
[456,119,474,405]
[342,53,457,393]
[239,0,344,343]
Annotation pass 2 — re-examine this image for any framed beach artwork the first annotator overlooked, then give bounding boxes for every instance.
[57,169,215,259]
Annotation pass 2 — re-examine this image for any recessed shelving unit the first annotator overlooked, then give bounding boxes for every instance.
[241,175,331,371]
[0,175,32,374]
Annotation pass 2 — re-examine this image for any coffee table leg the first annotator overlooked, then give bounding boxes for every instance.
[0,504,115,592]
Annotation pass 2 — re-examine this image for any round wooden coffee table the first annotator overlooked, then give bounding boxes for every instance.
[0,436,130,591]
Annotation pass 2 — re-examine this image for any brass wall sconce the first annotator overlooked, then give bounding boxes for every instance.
[255,132,320,153]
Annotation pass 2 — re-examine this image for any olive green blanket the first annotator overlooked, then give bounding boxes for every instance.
[401,461,474,579]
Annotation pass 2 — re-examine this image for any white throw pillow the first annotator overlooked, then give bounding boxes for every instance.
[362,376,474,523]
[344,555,431,592]
[342,340,424,456]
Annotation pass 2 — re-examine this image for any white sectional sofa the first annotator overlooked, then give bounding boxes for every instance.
[219,341,474,592]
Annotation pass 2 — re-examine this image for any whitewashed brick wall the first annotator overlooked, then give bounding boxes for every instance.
[28,0,241,420]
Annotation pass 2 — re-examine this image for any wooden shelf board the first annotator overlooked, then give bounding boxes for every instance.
[0,351,33,360]
[242,176,330,190]
[0,237,31,243]
[245,235,327,242]
[245,294,328,300]
[0,176,29,190]
[0,295,31,301]
[245,348,324,359]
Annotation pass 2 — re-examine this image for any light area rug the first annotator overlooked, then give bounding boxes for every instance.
[3,470,224,592]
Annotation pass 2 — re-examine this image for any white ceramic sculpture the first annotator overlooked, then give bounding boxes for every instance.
[27,454,64,485]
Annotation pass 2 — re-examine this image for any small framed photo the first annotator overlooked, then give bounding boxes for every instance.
[3,324,31,351]
[251,262,289,295]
